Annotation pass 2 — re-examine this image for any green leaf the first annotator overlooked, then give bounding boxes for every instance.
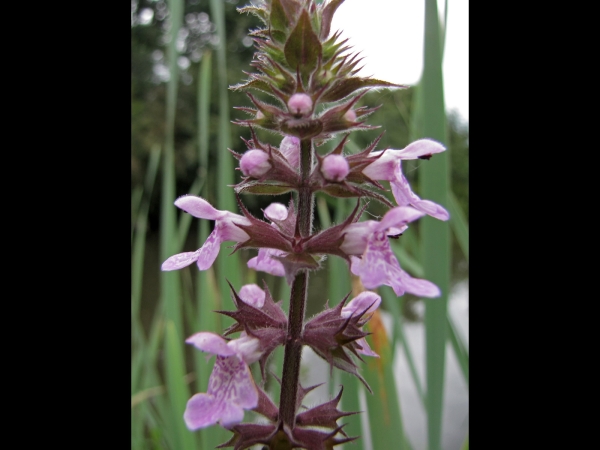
[284,9,321,79]
[448,190,469,261]
[415,2,451,450]
[235,182,294,195]
[270,0,291,32]
[321,78,406,103]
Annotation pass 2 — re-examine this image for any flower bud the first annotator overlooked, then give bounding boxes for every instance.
[321,154,350,182]
[240,149,271,178]
[287,93,313,116]
[343,109,357,122]
[279,135,300,167]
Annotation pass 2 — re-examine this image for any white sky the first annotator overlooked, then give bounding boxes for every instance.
[331,0,469,122]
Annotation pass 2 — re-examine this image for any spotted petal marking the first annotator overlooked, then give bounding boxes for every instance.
[184,355,258,430]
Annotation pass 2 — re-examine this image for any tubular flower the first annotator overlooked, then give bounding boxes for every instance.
[184,333,261,430]
[341,206,441,297]
[161,196,251,271]
[361,139,450,221]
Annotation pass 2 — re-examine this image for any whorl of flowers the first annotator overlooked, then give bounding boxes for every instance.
[161,1,449,448]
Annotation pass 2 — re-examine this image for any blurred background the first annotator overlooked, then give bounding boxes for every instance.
[131,1,468,449]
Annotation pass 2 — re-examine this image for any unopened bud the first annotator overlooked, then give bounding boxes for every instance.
[321,154,350,182]
[240,149,271,178]
[279,135,300,167]
[287,93,313,116]
[344,109,357,122]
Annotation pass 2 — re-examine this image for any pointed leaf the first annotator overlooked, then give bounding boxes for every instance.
[284,9,321,77]
[321,77,406,103]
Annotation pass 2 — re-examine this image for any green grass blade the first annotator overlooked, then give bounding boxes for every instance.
[210,0,242,315]
[414,1,451,449]
[448,190,469,261]
[447,313,469,385]
[132,144,161,320]
[165,320,197,450]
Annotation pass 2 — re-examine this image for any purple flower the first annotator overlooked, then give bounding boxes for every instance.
[361,139,449,221]
[341,291,382,357]
[161,196,251,271]
[183,332,261,430]
[341,206,441,298]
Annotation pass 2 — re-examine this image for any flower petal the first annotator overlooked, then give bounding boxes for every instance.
[377,206,424,232]
[355,337,380,357]
[247,248,286,277]
[394,138,446,159]
[161,250,200,271]
[350,232,397,290]
[391,162,449,221]
[183,393,219,430]
[209,355,258,423]
[174,195,224,220]
[196,227,222,270]
[362,150,397,181]
[263,203,288,221]
[341,291,381,318]
[398,270,441,298]
[238,284,266,308]
[186,332,236,357]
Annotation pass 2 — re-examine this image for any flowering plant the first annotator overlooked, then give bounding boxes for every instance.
[161,1,449,448]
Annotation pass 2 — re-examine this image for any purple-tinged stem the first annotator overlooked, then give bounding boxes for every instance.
[278,138,314,428]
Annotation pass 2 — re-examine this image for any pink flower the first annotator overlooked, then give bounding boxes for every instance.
[342,206,441,297]
[361,139,449,221]
[161,196,251,271]
[183,333,261,430]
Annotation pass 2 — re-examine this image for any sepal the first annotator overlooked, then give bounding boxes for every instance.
[295,386,358,434]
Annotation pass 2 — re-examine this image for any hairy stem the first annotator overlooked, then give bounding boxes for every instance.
[278,138,314,429]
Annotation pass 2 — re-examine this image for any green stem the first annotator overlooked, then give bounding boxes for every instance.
[278,138,314,429]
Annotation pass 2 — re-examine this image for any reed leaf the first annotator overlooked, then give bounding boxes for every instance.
[448,190,469,261]
[413,1,451,449]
